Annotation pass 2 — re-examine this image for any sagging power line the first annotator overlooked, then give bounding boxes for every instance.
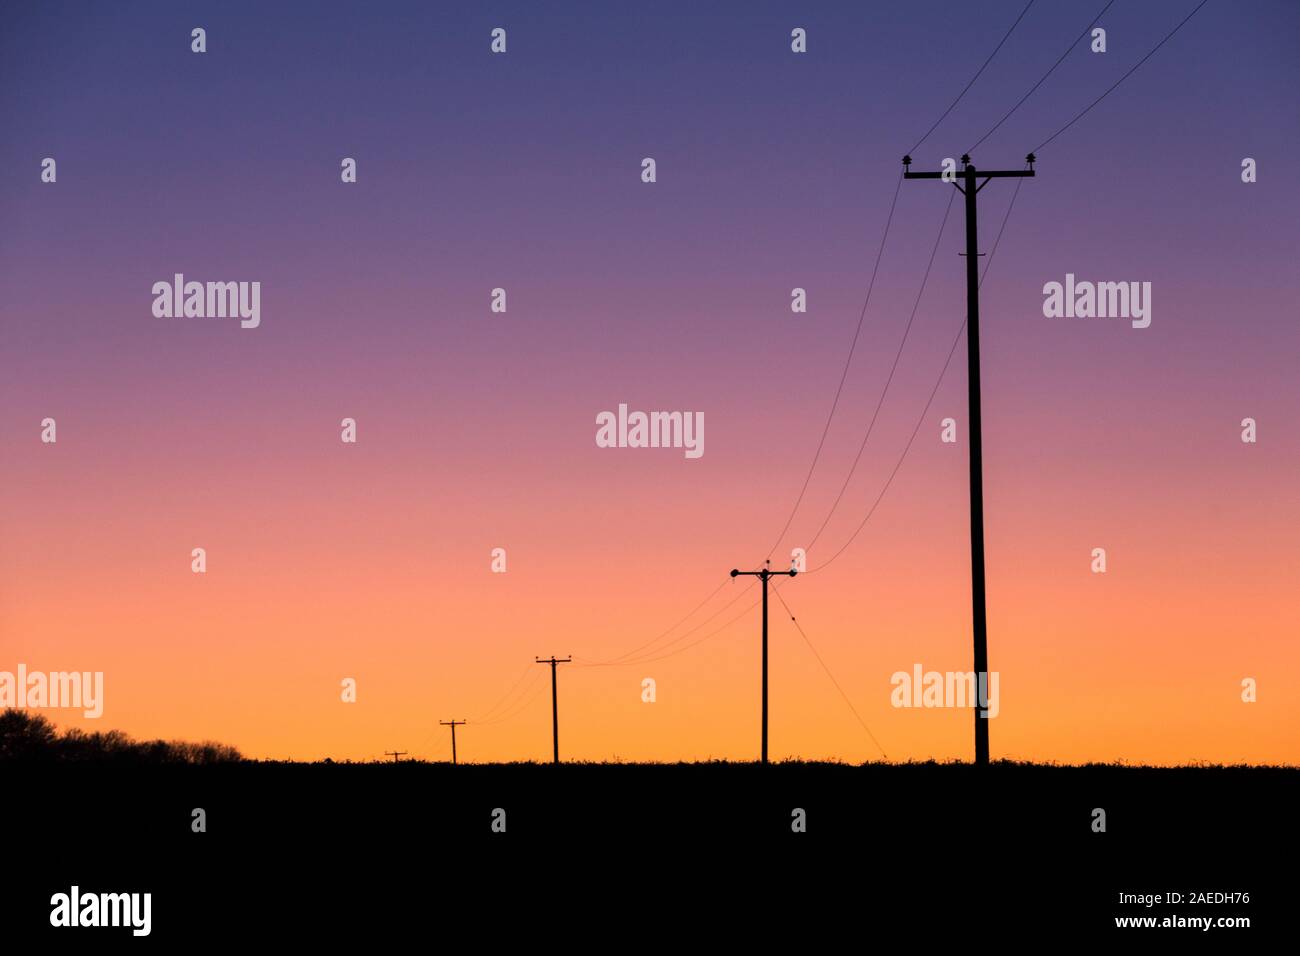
[576,579,758,668]
[550,0,1199,681]
[771,587,887,760]
[802,168,1029,576]
[907,0,1039,155]
[475,668,546,726]
[802,189,956,555]
[570,0,1057,673]
[968,0,1116,153]
[1034,0,1212,152]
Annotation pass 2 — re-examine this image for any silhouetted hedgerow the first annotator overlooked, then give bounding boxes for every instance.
[0,708,241,765]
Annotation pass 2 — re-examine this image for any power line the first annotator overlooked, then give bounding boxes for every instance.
[574,578,758,667]
[411,663,537,754]
[812,315,963,575]
[411,723,448,758]
[626,594,761,665]
[614,579,755,661]
[560,4,1048,677]
[553,195,963,680]
[1034,0,1212,152]
[470,662,537,724]
[474,683,546,728]
[805,171,1029,575]
[764,171,904,562]
[907,0,1039,155]
[968,0,1117,153]
[771,587,887,759]
[474,668,547,726]
[804,188,957,553]
[767,8,1055,565]
[601,577,729,662]
[582,587,765,668]
[772,0,1214,578]
[585,577,733,665]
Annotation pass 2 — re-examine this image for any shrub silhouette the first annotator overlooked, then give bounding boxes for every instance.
[0,708,241,764]
[0,708,58,759]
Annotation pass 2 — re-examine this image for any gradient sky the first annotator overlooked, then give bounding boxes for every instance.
[2,1,1297,764]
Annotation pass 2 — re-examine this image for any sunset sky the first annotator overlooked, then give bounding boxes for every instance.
[2,1,1296,764]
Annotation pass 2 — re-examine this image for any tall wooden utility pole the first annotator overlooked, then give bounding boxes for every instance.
[902,151,1035,766]
[440,720,466,765]
[730,560,798,764]
[534,656,572,764]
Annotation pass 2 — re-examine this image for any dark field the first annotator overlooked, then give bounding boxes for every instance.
[4,759,1293,940]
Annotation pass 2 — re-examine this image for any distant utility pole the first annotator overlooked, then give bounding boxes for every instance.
[535,656,572,764]
[730,559,798,764]
[902,152,1035,767]
[439,720,466,765]
[383,750,407,763]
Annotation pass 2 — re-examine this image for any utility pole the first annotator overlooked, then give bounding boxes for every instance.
[535,656,572,764]
[439,720,466,765]
[902,152,1035,766]
[730,559,798,764]
[383,750,407,763]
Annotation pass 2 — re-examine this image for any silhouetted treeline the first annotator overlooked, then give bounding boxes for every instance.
[0,709,242,764]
